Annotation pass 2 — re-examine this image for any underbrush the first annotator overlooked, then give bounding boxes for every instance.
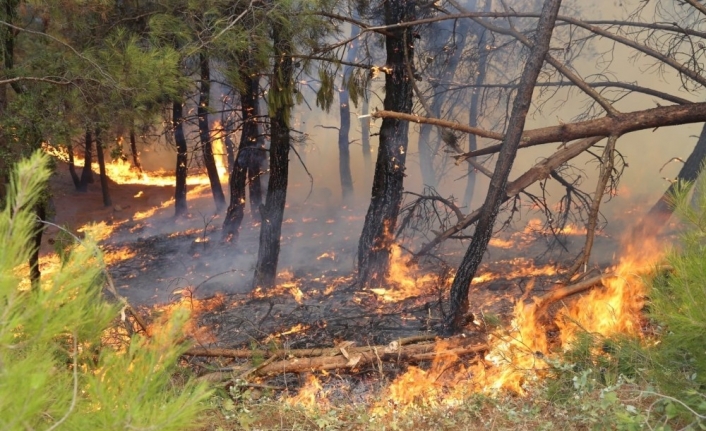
[198,179,706,430]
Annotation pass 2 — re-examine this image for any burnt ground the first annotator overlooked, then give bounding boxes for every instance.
[43,160,626,355]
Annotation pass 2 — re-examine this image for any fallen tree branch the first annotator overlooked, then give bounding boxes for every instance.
[371,101,706,161]
[185,334,437,359]
[191,336,487,381]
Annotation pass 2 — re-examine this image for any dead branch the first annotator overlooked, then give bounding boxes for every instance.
[411,136,603,261]
[566,135,618,277]
[532,273,607,319]
[372,102,706,161]
[185,334,437,359]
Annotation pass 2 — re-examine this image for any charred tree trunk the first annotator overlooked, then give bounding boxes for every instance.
[94,128,112,207]
[223,67,260,242]
[224,118,236,174]
[78,128,94,192]
[198,52,226,212]
[337,24,360,201]
[643,122,706,229]
[29,202,46,289]
[67,144,80,189]
[247,125,265,219]
[129,128,143,173]
[444,0,562,334]
[252,30,293,289]
[357,0,416,287]
[173,101,188,217]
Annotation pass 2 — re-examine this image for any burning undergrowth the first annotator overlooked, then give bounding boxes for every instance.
[40,147,672,424]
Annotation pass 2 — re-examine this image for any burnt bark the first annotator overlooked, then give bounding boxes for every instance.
[173,101,188,217]
[67,144,80,189]
[94,128,111,207]
[357,0,416,287]
[223,67,260,242]
[337,24,360,201]
[129,128,143,173]
[77,128,94,192]
[198,52,226,212]
[444,0,562,334]
[361,89,372,182]
[29,202,46,289]
[252,30,293,289]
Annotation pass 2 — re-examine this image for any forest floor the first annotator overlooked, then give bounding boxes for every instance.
[43,160,667,430]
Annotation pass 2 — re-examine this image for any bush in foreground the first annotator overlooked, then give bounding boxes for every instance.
[0,152,211,430]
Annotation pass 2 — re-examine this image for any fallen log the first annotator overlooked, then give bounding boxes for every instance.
[185,334,437,359]
[193,337,488,381]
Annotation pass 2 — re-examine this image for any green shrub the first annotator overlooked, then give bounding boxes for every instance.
[641,173,706,426]
[0,152,211,430]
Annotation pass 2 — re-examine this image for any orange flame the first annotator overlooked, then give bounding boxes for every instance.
[370,244,436,302]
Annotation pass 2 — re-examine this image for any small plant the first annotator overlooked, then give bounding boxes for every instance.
[0,152,211,430]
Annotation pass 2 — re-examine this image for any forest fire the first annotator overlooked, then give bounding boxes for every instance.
[370,244,436,302]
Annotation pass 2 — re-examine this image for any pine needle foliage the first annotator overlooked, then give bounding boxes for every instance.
[0,152,211,430]
[646,172,706,420]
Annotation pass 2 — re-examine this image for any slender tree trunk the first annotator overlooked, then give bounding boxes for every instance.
[247,127,265,219]
[67,144,80,189]
[129,128,143,173]
[223,67,259,242]
[198,52,226,211]
[29,202,46,289]
[417,15,471,189]
[357,0,416,287]
[95,128,112,207]
[224,117,236,174]
[418,122,437,188]
[252,30,293,289]
[337,24,360,201]
[361,88,372,183]
[173,101,188,217]
[444,0,562,334]
[463,0,492,208]
[78,128,94,192]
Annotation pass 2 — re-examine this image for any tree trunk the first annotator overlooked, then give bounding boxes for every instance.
[444,0,562,334]
[337,24,360,201]
[252,29,293,289]
[129,128,143,173]
[247,125,264,219]
[67,144,80,189]
[78,128,94,192]
[417,8,472,189]
[357,0,416,287]
[95,128,112,207]
[224,117,236,174]
[418,122,437,188]
[29,202,46,289]
[463,0,492,208]
[198,52,226,212]
[173,101,188,217]
[223,67,260,242]
[361,88,372,183]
